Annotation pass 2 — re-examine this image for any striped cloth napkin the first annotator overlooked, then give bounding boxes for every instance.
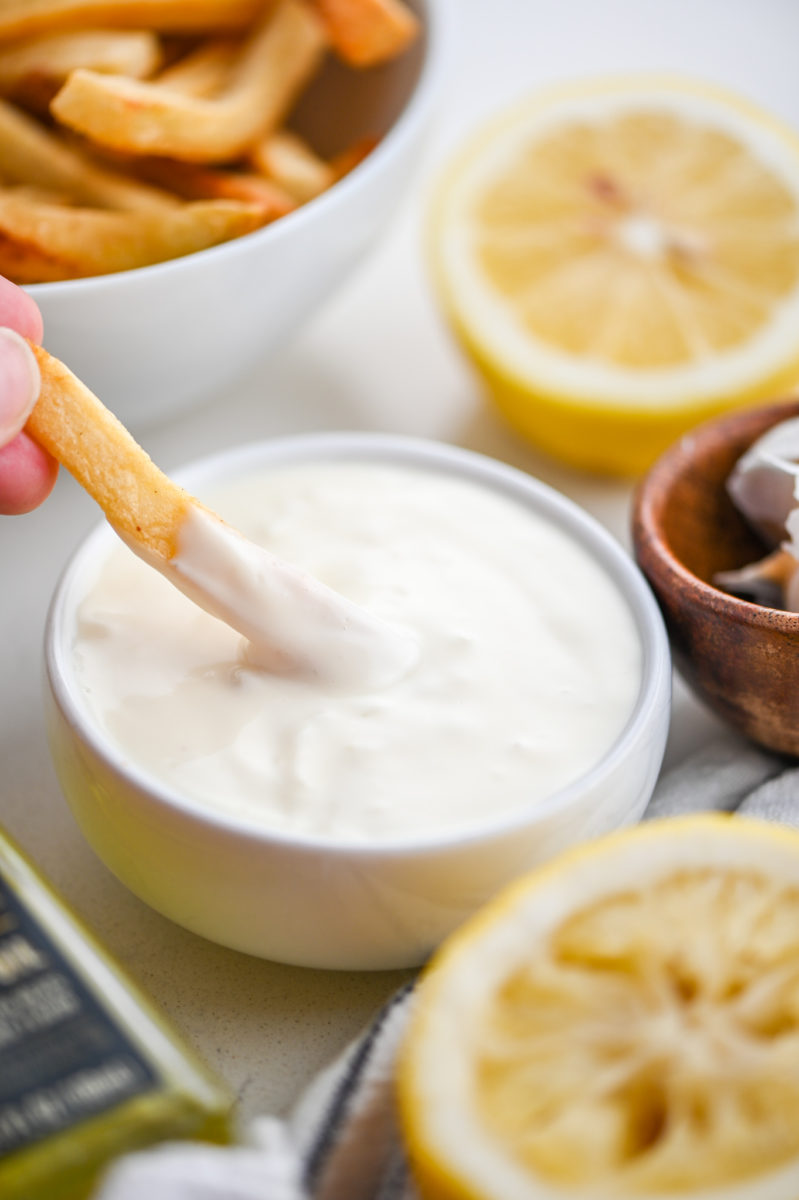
[95,734,799,1200]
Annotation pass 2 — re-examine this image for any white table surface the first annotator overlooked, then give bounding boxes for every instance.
[0,0,792,1125]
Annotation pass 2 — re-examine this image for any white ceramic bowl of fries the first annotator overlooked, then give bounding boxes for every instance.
[0,0,441,425]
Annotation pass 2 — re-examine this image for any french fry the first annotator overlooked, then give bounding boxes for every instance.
[0,1,264,42]
[4,183,73,204]
[0,30,162,107]
[310,0,418,66]
[0,0,419,282]
[0,96,178,211]
[136,158,296,218]
[330,133,377,178]
[250,129,334,203]
[51,0,328,162]
[0,190,265,281]
[26,341,192,559]
[154,38,237,98]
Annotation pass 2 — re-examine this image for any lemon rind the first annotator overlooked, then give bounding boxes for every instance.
[400,815,799,1200]
[430,75,799,412]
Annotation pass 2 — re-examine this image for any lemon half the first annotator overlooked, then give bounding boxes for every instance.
[430,77,799,474]
[400,816,799,1200]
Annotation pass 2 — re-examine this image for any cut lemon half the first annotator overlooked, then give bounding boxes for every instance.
[430,77,799,475]
[399,815,799,1200]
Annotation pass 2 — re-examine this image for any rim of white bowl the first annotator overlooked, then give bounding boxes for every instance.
[45,432,672,859]
[25,0,450,298]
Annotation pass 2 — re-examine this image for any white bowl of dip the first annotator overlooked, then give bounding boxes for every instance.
[44,433,671,970]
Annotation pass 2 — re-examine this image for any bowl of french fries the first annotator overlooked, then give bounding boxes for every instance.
[0,0,440,424]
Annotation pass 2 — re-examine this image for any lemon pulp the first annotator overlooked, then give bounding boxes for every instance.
[480,868,799,1192]
[432,79,799,474]
[400,817,799,1200]
[477,113,799,365]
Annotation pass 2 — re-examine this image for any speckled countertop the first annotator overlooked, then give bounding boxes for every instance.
[0,0,793,1125]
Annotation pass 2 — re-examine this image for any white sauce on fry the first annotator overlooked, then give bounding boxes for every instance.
[72,462,642,842]
[139,505,420,689]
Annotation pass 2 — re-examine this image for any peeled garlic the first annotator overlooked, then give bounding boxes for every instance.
[786,504,799,610]
[726,415,799,546]
[714,547,799,609]
[717,415,799,612]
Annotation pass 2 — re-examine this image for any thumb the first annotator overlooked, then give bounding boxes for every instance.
[0,327,40,445]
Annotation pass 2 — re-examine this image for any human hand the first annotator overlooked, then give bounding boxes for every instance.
[0,276,57,514]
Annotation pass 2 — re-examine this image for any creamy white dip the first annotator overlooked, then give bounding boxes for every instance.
[72,461,642,842]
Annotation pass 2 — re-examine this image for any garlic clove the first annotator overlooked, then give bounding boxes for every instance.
[785,562,799,612]
[786,493,799,560]
[714,547,799,609]
[726,415,799,546]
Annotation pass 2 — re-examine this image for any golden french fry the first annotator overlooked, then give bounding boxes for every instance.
[4,183,73,203]
[311,0,418,66]
[0,0,419,280]
[0,1,264,41]
[51,0,327,162]
[0,96,178,211]
[26,341,191,559]
[330,133,377,178]
[0,30,162,106]
[250,129,334,203]
[0,190,265,281]
[154,38,237,98]
[137,157,296,218]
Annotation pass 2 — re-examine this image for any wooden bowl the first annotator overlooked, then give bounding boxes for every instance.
[631,398,799,756]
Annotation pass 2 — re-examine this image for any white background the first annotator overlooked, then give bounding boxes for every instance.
[0,0,791,1120]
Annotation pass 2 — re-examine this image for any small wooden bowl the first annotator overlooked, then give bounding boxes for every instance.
[632,398,799,757]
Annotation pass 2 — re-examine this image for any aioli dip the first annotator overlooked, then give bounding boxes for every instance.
[72,460,642,843]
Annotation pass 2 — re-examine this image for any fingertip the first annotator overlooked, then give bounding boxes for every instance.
[0,328,41,443]
[0,276,43,342]
[0,432,58,515]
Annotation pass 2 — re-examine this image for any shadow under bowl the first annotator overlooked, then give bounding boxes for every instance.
[632,398,799,757]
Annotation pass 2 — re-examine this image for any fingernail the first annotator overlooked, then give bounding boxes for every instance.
[0,327,40,443]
